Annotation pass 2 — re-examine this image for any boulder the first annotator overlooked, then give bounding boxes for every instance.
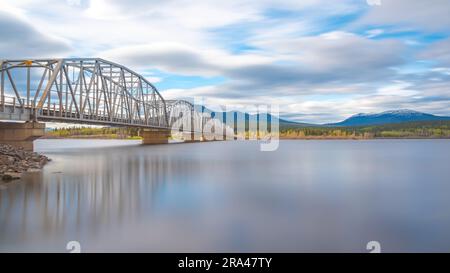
[0,144,50,180]
[2,172,21,181]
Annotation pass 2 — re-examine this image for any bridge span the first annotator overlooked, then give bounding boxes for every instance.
[0,58,226,150]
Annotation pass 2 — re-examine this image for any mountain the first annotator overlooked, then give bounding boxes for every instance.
[200,107,312,127]
[329,109,450,127]
[240,112,313,127]
[189,106,450,128]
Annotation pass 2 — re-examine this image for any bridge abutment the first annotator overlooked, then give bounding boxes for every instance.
[141,129,171,145]
[0,121,45,151]
[182,131,200,142]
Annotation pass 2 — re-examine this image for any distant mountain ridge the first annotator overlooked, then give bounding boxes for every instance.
[202,108,450,127]
[328,109,450,127]
[201,108,314,127]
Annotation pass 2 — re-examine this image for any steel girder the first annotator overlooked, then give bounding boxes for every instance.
[0,58,170,128]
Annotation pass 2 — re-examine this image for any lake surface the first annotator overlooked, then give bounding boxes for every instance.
[1,139,450,252]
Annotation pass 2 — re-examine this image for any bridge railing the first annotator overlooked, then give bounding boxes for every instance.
[0,59,170,128]
[1,59,234,133]
[0,94,27,113]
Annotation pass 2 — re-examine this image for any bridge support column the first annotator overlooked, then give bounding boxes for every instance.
[141,129,171,145]
[0,121,45,151]
[182,131,199,143]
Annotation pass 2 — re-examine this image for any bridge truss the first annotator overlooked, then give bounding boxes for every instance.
[0,58,171,128]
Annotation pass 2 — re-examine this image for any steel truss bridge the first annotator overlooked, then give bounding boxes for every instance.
[0,58,214,132]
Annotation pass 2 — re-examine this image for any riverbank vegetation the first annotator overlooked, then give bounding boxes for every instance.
[280,120,450,139]
[45,121,450,140]
[45,127,142,139]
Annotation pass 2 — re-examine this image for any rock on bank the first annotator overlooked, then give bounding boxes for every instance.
[0,144,50,181]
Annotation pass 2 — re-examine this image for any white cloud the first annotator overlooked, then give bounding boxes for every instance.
[101,42,273,76]
[358,0,450,31]
[377,81,420,97]
[85,0,125,20]
[0,10,71,58]
[252,31,404,75]
[0,0,449,122]
[420,38,450,65]
[366,29,384,38]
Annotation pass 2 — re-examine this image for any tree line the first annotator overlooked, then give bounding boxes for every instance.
[280,120,450,139]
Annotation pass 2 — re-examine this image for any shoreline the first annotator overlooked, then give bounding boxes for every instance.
[279,136,450,140]
[0,144,50,183]
[41,135,142,140]
[41,136,450,140]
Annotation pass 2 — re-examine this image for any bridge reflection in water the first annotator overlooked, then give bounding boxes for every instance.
[2,139,450,252]
[0,140,221,251]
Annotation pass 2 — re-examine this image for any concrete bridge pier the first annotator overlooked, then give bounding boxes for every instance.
[182,131,200,143]
[200,132,224,142]
[140,128,171,145]
[0,121,45,151]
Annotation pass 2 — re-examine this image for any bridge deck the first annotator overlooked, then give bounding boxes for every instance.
[0,58,228,135]
[0,100,170,129]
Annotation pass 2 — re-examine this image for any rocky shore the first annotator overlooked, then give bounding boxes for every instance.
[0,144,50,181]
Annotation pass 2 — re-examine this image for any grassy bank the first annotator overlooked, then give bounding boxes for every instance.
[45,121,450,140]
[45,127,142,140]
[280,120,450,139]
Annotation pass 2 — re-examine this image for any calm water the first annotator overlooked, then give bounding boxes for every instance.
[1,139,450,252]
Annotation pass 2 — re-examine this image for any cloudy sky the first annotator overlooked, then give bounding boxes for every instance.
[1,0,449,123]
